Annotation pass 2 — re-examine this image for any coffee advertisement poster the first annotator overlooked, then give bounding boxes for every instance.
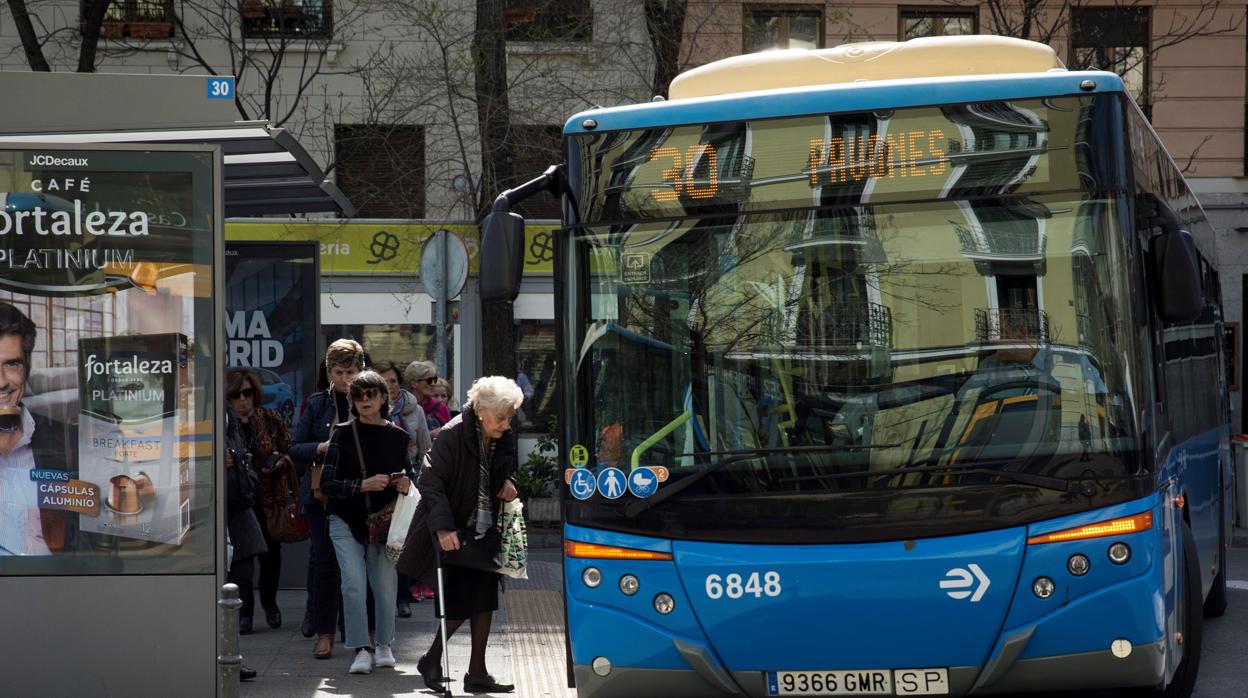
[0,146,218,575]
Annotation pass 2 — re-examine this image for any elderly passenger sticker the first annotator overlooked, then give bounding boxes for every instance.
[597,467,626,499]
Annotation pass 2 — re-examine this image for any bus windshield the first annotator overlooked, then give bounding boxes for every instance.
[562,95,1153,543]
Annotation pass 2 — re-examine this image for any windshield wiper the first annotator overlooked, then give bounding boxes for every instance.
[782,463,1097,497]
[624,444,900,518]
[624,454,1096,518]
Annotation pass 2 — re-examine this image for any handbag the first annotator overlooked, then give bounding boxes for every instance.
[264,455,310,543]
[386,486,421,564]
[440,425,503,572]
[353,419,397,545]
[440,525,503,572]
[310,397,344,506]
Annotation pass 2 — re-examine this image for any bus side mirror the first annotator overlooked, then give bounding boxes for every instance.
[1152,228,1202,323]
[480,210,525,302]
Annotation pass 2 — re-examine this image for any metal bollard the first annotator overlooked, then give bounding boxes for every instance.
[219,582,243,698]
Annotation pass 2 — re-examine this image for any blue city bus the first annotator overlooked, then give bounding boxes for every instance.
[480,35,1232,698]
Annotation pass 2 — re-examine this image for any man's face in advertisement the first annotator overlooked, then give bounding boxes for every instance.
[0,334,28,409]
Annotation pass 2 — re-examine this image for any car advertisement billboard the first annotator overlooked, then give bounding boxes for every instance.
[224,242,318,426]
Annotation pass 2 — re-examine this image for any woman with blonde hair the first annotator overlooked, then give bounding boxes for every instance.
[290,338,365,659]
[433,377,460,418]
[399,376,525,693]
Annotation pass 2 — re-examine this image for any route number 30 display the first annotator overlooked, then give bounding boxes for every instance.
[705,571,782,599]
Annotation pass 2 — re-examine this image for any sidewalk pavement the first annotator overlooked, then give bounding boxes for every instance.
[238,549,574,698]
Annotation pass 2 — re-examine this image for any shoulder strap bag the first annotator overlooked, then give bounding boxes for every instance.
[354,420,397,545]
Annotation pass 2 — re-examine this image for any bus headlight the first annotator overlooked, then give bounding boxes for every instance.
[653,593,675,615]
[1032,576,1055,599]
[583,567,602,588]
[619,574,640,596]
[1067,554,1091,576]
[1108,542,1131,564]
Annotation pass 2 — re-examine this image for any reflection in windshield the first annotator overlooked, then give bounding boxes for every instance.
[576,193,1143,501]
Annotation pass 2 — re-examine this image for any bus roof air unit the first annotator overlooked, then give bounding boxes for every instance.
[668,35,1065,100]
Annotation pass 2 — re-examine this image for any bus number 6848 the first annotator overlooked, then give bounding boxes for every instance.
[705,571,782,599]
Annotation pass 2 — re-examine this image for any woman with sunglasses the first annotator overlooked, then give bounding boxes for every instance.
[319,370,411,674]
[404,360,451,437]
[225,368,291,635]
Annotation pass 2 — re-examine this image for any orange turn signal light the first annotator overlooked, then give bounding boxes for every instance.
[564,540,673,561]
[1027,512,1153,545]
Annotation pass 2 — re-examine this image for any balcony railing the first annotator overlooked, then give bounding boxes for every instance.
[81,0,175,39]
[797,301,893,350]
[241,0,333,38]
[975,307,1049,343]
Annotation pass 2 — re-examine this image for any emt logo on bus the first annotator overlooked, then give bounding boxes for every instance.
[939,563,990,602]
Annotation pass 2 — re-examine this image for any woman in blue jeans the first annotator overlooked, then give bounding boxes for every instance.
[320,370,411,674]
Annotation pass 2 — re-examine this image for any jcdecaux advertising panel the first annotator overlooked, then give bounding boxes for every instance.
[0,145,219,575]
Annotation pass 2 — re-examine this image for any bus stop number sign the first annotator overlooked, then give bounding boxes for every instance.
[207,77,235,99]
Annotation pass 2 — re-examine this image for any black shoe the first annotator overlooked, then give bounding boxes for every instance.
[239,616,253,635]
[265,607,282,629]
[396,602,412,618]
[300,610,314,638]
[464,673,514,694]
[417,654,446,691]
[239,665,257,681]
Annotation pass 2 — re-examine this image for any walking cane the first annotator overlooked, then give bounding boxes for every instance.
[434,535,454,698]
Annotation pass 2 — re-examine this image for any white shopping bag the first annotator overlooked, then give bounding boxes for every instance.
[498,498,528,579]
[385,487,421,564]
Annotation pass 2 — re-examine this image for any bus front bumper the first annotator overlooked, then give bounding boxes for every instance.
[572,638,1165,697]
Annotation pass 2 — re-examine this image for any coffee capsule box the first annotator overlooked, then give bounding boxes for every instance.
[78,333,192,545]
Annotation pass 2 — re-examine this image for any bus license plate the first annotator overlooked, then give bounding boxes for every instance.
[766,668,949,696]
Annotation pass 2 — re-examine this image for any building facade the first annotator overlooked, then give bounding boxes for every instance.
[2,0,1245,425]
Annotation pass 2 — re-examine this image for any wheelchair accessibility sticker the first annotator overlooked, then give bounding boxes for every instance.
[628,468,659,498]
[568,468,596,500]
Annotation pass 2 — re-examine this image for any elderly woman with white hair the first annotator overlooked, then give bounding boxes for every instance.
[398,375,523,694]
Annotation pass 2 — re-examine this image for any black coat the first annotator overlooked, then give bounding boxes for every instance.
[397,404,518,583]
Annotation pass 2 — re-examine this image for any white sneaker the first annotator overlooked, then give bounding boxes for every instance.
[349,648,374,674]
[375,644,396,668]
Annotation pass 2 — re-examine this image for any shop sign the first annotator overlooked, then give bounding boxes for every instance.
[226,221,558,275]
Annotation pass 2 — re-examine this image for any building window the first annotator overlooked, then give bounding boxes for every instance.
[505,0,592,42]
[81,0,176,39]
[510,125,563,220]
[1072,7,1150,109]
[320,324,455,401]
[241,0,333,38]
[516,319,556,435]
[899,8,976,40]
[334,124,425,219]
[744,6,823,52]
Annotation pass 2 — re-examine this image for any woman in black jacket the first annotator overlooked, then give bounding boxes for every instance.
[320,370,411,675]
[401,376,524,694]
[289,338,364,657]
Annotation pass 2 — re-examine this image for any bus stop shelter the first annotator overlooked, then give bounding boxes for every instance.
[0,71,350,697]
